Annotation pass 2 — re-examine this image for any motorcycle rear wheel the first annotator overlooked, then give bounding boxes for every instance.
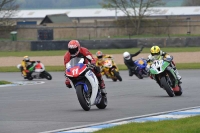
[160,77,175,97]
[96,95,107,109]
[174,84,183,96]
[76,85,91,111]
[43,71,52,80]
[113,70,122,81]
[136,73,143,79]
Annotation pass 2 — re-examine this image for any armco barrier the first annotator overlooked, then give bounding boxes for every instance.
[1,37,200,51]
[30,39,137,51]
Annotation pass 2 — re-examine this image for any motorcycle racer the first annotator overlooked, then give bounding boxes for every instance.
[20,56,35,79]
[64,40,107,95]
[95,51,112,67]
[123,46,144,77]
[146,45,182,82]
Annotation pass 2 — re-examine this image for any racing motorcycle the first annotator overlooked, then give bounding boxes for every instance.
[17,61,52,80]
[101,58,122,82]
[134,58,149,79]
[149,56,182,97]
[65,57,107,111]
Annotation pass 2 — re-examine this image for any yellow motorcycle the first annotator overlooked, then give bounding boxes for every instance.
[101,58,122,82]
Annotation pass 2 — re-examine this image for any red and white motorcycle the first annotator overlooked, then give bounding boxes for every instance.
[17,61,52,80]
[65,57,107,111]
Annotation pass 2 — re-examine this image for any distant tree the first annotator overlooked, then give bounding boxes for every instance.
[182,0,200,6]
[0,0,19,26]
[101,0,165,35]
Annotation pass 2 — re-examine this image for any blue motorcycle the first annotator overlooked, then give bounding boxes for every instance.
[134,58,149,79]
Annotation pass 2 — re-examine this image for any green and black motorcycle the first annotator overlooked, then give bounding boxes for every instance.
[149,56,182,97]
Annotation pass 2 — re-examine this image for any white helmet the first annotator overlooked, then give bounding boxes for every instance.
[123,52,131,60]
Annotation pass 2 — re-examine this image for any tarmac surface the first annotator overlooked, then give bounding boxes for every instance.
[0,70,199,133]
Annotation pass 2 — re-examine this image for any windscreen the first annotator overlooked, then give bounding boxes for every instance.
[69,57,84,67]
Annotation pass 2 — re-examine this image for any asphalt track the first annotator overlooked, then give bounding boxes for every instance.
[0,70,199,133]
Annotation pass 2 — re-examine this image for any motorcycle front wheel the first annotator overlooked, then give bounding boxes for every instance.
[76,85,91,111]
[160,77,175,97]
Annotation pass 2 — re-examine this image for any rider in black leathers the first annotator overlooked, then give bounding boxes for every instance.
[123,46,144,78]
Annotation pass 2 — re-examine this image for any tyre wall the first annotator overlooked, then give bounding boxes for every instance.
[30,39,137,51]
[0,37,200,51]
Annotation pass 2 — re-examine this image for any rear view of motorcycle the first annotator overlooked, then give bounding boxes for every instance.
[17,61,52,80]
[149,56,182,97]
[65,57,107,111]
[101,58,122,82]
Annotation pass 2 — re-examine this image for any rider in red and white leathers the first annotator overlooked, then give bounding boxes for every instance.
[64,40,107,95]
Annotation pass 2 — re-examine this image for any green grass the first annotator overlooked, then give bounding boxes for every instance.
[0,80,12,85]
[1,63,200,72]
[95,115,200,133]
[1,47,200,57]
[110,34,200,39]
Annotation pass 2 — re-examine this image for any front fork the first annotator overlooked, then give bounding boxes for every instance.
[154,72,173,88]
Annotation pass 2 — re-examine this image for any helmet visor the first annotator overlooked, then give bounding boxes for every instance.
[97,55,103,59]
[151,53,160,56]
[124,55,130,60]
[69,47,78,55]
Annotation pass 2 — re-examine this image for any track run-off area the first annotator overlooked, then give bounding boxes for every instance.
[0,70,199,133]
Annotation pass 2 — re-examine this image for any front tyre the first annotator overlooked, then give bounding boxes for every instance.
[27,73,33,80]
[76,85,91,111]
[160,77,175,97]
[96,95,107,109]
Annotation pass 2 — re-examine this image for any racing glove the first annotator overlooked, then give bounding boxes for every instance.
[87,63,96,70]
[145,65,150,73]
[139,46,144,52]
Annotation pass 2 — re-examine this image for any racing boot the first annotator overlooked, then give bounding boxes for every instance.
[98,76,107,96]
[22,70,27,78]
[174,69,182,83]
[99,78,105,89]
[65,78,72,88]
[101,88,107,96]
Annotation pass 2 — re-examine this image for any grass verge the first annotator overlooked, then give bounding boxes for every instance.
[0,63,200,72]
[95,115,200,133]
[0,80,12,85]
[0,47,200,57]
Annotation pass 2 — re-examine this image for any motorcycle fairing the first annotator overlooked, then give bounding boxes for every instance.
[150,60,179,88]
[166,67,179,87]
[150,60,170,74]
[134,58,147,69]
[103,59,113,68]
[35,63,42,69]
[85,70,99,105]
[66,63,87,77]
[34,63,45,72]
